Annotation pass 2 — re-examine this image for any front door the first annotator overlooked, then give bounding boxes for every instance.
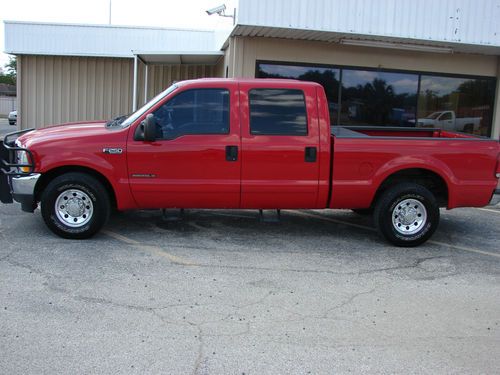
[239,83,321,208]
[127,83,241,208]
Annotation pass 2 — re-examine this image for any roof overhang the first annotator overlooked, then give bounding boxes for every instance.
[133,51,224,65]
[231,25,500,55]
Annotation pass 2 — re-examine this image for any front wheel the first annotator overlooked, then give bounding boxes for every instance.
[374,183,439,247]
[40,172,110,239]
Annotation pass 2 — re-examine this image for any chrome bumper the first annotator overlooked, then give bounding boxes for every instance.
[11,173,41,195]
[10,173,41,212]
[490,189,500,206]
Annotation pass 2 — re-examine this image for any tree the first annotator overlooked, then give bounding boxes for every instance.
[0,56,16,85]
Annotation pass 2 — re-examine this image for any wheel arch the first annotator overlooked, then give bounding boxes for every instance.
[372,168,449,208]
[34,165,117,209]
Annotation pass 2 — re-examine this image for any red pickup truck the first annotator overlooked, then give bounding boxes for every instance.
[1,79,499,246]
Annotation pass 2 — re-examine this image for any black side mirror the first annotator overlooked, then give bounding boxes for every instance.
[143,114,157,142]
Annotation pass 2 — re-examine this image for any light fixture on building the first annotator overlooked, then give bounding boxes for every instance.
[340,39,453,54]
[206,4,234,18]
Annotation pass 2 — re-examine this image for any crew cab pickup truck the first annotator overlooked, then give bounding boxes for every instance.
[413,110,482,133]
[1,79,499,246]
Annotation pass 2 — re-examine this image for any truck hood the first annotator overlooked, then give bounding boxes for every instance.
[18,121,127,148]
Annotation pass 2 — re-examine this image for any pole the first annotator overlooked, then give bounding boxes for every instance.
[144,64,148,104]
[132,55,138,111]
[108,0,112,24]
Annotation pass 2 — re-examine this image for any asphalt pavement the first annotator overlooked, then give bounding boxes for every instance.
[0,200,499,374]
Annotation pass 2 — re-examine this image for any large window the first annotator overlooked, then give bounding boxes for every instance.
[152,88,229,139]
[256,61,496,136]
[249,89,308,135]
[418,75,496,136]
[341,70,418,127]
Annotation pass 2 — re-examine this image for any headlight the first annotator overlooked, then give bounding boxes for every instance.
[16,150,31,173]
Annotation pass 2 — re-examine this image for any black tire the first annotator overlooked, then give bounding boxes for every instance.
[463,124,474,133]
[9,121,15,126]
[351,208,373,215]
[40,172,110,239]
[374,183,439,247]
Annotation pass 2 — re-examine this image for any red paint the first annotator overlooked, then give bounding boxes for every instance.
[18,78,500,212]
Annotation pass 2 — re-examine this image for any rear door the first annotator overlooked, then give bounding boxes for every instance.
[239,82,321,208]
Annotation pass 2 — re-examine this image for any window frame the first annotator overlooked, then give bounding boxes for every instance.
[248,88,309,136]
[255,60,497,137]
[153,87,231,140]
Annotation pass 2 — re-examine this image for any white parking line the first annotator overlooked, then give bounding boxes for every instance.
[290,210,500,259]
[476,207,500,214]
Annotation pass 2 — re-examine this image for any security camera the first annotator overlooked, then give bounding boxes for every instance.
[206,4,226,16]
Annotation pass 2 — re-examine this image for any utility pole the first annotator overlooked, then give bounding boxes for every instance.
[108,0,112,24]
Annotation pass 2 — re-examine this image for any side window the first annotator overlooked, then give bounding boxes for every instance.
[153,88,229,139]
[440,112,452,121]
[249,89,308,135]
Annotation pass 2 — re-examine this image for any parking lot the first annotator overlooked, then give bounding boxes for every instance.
[1,190,499,373]
[1,118,500,373]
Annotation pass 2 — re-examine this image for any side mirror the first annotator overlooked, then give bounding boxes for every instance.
[143,114,156,142]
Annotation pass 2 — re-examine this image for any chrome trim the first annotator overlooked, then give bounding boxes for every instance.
[11,173,41,196]
[489,189,500,206]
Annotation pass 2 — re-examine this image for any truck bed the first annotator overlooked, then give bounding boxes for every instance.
[332,126,482,139]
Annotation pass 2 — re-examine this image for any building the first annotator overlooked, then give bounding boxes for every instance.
[4,0,500,138]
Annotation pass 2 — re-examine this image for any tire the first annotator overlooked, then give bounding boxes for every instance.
[351,208,373,215]
[374,183,439,247]
[463,124,473,133]
[9,121,15,126]
[40,172,110,239]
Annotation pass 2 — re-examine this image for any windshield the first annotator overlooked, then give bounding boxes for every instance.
[120,84,178,127]
[425,112,442,119]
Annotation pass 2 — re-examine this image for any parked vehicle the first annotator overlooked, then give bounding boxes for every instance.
[8,110,17,126]
[1,79,499,246]
[413,110,482,133]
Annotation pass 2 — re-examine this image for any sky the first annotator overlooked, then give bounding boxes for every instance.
[0,0,236,67]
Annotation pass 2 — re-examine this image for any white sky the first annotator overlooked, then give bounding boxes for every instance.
[0,0,236,68]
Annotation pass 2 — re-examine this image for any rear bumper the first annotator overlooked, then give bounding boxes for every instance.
[490,189,500,206]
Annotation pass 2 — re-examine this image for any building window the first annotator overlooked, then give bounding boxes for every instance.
[249,88,308,135]
[341,69,418,127]
[152,88,229,139]
[256,61,496,136]
[417,75,496,136]
[257,63,340,125]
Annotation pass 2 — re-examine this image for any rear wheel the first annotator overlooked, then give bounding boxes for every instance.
[374,183,439,247]
[40,173,110,239]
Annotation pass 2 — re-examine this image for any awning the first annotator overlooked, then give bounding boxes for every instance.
[130,51,224,111]
[133,51,224,65]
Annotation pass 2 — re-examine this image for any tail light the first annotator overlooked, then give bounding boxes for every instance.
[496,152,500,179]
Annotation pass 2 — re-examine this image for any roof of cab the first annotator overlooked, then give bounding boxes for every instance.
[176,77,323,88]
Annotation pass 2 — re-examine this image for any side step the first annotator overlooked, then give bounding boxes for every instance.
[259,209,281,223]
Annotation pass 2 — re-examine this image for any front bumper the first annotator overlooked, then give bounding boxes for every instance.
[490,189,500,206]
[11,173,41,212]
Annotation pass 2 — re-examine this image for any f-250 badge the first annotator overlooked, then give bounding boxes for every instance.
[103,148,123,154]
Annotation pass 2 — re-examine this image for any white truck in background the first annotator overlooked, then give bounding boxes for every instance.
[414,111,482,133]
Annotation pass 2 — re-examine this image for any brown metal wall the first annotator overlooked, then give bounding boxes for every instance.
[18,55,219,129]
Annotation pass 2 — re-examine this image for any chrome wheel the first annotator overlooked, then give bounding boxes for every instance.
[392,198,427,235]
[55,189,93,227]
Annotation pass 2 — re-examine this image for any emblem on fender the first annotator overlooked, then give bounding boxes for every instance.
[103,148,123,154]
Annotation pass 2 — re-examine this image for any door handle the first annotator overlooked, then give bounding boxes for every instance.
[305,147,317,162]
[225,145,238,161]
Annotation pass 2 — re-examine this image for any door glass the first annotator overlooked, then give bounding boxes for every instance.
[249,89,307,135]
[153,88,230,139]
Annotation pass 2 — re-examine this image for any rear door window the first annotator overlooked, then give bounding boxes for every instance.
[249,89,308,135]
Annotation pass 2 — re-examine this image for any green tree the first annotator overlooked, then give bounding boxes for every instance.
[0,56,16,85]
